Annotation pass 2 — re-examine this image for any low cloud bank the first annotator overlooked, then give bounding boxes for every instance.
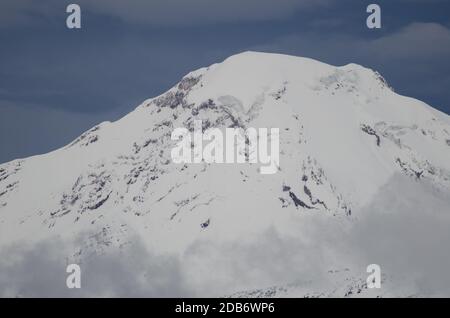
[1,174,450,297]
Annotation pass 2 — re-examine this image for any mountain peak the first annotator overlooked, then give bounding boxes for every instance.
[186,51,382,115]
[1,52,449,297]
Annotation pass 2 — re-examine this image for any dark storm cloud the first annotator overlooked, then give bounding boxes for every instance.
[82,0,331,26]
[0,0,331,28]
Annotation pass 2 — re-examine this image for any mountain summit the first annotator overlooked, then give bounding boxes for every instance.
[1,52,449,297]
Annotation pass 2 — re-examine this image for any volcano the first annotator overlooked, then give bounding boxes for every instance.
[1,52,449,297]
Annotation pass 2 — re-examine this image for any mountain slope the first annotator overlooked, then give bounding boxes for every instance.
[1,51,449,297]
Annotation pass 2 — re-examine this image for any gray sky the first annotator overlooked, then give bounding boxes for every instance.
[1,0,450,164]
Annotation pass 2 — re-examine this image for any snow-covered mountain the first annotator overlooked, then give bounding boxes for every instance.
[1,52,449,297]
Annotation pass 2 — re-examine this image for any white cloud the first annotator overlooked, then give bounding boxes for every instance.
[366,23,450,61]
[2,174,450,297]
